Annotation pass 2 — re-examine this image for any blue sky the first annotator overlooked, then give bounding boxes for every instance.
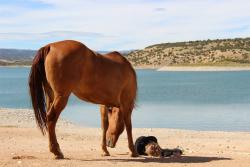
[0,0,249,50]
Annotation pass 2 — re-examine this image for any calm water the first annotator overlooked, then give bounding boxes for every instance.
[0,67,250,131]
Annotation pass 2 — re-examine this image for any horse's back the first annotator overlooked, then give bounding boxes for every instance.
[47,40,93,60]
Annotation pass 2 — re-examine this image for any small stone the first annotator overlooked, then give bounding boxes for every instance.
[17,160,22,164]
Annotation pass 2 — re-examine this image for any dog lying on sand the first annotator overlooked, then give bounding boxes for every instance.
[135,136,183,157]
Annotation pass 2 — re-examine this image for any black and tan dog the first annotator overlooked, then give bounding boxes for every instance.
[135,136,183,157]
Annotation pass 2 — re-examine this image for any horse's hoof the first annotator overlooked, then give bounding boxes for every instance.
[101,152,110,156]
[54,154,64,159]
[130,152,138,157]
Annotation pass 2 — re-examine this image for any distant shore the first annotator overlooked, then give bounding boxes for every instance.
[2,65,250,71]
[1,108,250,167]
[157,66,250,71]
[134,65,250,71]
[0,65,31,68]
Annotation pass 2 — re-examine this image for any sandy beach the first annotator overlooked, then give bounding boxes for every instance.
[1,108,250,167]
[157,66,250,71]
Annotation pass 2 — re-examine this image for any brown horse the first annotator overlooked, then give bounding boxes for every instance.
[28,40,137,159]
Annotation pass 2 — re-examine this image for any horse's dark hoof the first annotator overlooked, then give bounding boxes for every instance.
[130,152,138,157]
[54,154,64,159]
[101,152,110,156]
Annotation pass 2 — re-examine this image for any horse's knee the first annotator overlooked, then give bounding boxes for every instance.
[47,111,57,122]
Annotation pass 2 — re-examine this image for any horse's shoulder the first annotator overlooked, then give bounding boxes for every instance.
[107,51,122,57]
[105,51,127,62]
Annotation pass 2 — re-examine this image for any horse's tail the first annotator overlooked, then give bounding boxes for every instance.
[28,46,50,135]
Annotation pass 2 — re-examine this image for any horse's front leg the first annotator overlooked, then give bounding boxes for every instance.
[124,111,138,157]
[100,105,110,156]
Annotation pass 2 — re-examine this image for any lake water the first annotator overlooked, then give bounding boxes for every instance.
[0,67,250,131]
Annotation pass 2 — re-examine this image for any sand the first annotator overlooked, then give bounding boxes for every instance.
[1,108,250,167]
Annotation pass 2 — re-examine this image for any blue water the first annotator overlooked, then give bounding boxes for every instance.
[0,67,250,131]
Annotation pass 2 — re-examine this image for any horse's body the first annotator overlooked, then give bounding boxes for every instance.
[29,40,137,159]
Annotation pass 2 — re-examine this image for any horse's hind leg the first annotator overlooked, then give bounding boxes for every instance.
[44,83,54,117]
[47,94,69,159]
[100,105,110,156]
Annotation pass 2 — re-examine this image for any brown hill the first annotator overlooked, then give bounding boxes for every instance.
[126,38,250,67]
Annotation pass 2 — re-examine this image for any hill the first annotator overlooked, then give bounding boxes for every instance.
[1,38,250,67]
[0,49,131,66]
[126,38,250,67]
[0,49,35,66]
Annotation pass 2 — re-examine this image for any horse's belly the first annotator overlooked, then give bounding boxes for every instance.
[73,89,120,107]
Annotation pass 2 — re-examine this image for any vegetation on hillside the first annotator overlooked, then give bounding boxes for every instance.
[126,38,250,67]
[0,49,35,66]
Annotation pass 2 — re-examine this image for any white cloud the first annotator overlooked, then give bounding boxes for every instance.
[0,31,108,40]
[0,0,250,50]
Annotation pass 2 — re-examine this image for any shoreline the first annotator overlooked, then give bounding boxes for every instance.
[2,65,250,71]
[0,108,75,128]
[157,66,250,71]
[0,65,31,68]
[1,107,250,133]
